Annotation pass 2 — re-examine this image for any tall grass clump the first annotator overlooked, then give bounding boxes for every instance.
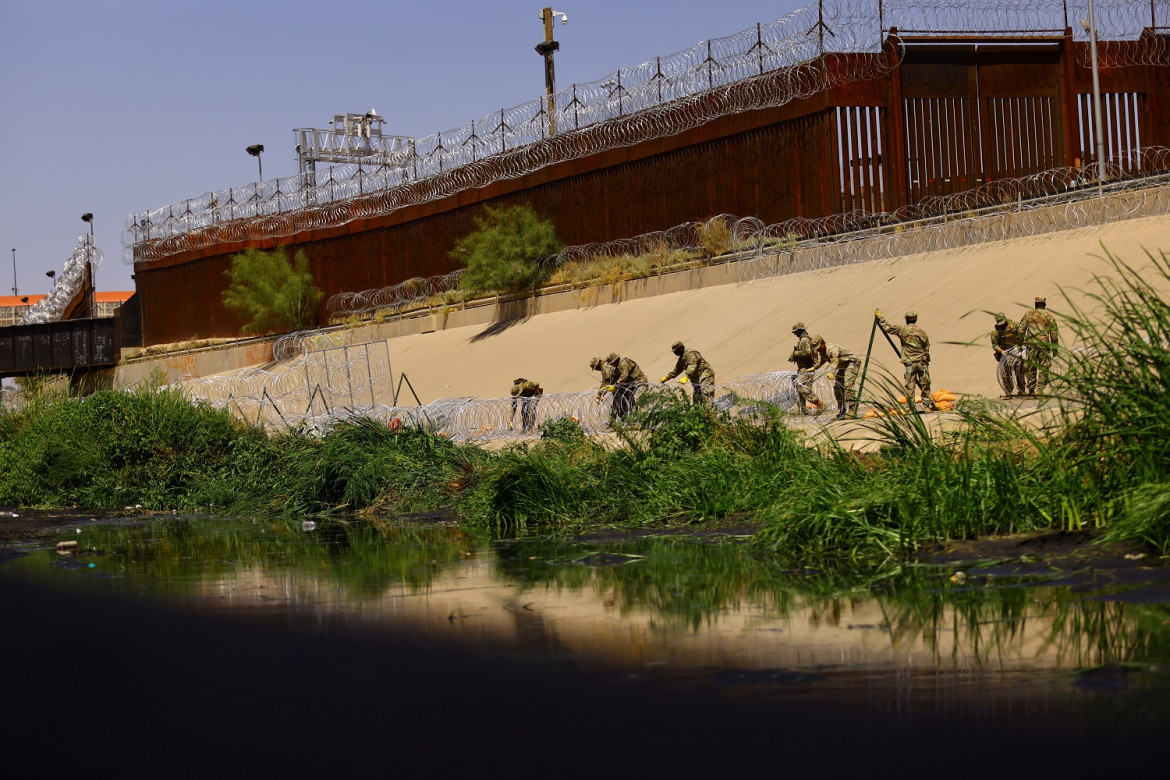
[0,387,246,509]
[1051,248,1170,552]
[754,376,1068,565]
[460,391,829,530]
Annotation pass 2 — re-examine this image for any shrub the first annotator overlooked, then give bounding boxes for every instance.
[222,247,324,335]
[539,416,585,443]
[696,218,732,257]
[452,204,562,294]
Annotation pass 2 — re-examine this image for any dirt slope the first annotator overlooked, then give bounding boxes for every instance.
[379,215,1170,404]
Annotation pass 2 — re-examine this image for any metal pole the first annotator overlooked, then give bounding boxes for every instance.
[538,8,559,136]
[1087,0,1106,190]
[10,248,16,296]
[855,316,880,417]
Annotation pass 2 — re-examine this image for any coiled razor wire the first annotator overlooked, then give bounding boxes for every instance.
[996,347,1028,394]
[20,235,104,325]
[323,152,1170,321]
[168,334,840,438]
[122,1,1166,262]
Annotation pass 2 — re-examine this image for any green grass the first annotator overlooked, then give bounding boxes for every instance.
[4,248,1170,566]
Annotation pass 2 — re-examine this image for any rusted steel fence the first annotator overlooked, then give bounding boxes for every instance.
[128,0,1170,345]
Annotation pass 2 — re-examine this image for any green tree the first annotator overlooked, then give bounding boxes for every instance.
[221,247,324,335]
[451,204,562,294]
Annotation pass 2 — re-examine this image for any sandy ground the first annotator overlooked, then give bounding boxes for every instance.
[381,215,1170,405]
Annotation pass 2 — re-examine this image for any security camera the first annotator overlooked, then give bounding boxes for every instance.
[1080,19,1091,33]
[561,14,567,24]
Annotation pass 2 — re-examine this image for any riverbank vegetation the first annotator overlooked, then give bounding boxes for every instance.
[2,250,1168,565]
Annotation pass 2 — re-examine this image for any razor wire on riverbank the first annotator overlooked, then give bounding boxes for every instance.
[325,151,1170,321]
[169,348,837,439]
[123,1,1164,262]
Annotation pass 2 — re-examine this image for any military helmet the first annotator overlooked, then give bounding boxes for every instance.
[605,352,620,363]
[513,377,525,385]
[589,357,602,370]
[905,311,918,322]
[994,313,1008,328]
[671,340,685,354]
[791,321,805,332]
[1035,296,1047,305]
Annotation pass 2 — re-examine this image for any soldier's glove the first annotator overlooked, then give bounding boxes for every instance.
[874,308,882,318]
[679,376,688,384]
[826,373,835,381]
[660,376,669,383]
[603,385,615,392]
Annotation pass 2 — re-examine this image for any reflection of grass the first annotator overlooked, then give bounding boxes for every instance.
[44,517,476,598]
[494,534,1170,666]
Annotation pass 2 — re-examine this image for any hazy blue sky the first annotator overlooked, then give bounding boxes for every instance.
[0,0,807,295]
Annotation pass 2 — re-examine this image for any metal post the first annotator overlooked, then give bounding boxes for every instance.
[1086,0,1107,191]
[536,8,564,136]
[81,213,95,317]
[856,316,880,417]
[10,248,16,296]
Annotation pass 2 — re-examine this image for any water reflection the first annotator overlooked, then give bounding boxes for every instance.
[5,516,1170,706]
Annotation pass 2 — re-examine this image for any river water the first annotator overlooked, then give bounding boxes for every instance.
[4,514,1170,746]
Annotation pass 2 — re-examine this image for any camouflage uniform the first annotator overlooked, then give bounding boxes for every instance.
[815,342,861,419]
[610,354,646,421]
[990,314,1025,397]
[1018,298,1059,395]
[509,378,543,433]
[662,341,716,405]
[876,310,935,412]
[789,323,824,415]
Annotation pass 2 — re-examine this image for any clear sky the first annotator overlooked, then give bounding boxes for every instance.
[0,0,807,296]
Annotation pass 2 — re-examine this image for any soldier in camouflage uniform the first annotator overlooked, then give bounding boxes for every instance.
[509,377,544,433]
[875,309,936,412]
[660,341,715,405]
[1018,296,1059,396]
[788,322,825,416]
[609,352,646,421]
[813,340,861,420]
[990,312,1025,398]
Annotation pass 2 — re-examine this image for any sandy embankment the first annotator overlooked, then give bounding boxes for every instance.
[378,214,1170,405]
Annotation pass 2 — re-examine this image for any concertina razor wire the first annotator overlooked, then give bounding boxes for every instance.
[164,167,1170,438]
[20,235,103,325]
[324,149,1170,321]
[123,1,1168,262]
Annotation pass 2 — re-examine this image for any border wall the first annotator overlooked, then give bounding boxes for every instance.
[132,23,1170,346]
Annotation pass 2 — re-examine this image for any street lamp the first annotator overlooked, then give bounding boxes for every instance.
[10,248,15,296]
[46,269,56,290]
[536,8,568,135]
[81,213,95,317]
[1081,2,1106,191]
[246,144,265,182]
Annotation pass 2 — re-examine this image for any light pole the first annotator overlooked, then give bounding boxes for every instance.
[10,248,16,296]
[536,8,568,136]
[46,269,56,292]
[246,144,265,183]
[1082,2,1106,191]
[81,213,95,317]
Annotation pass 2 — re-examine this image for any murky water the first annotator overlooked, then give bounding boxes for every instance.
[4,515,1170,734]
